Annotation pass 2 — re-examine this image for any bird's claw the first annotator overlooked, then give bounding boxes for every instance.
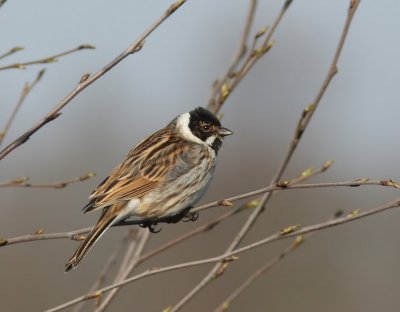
[183,211,199,222]
[139,222,162,233]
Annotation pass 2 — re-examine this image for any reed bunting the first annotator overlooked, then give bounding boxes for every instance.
[65,107,232,272]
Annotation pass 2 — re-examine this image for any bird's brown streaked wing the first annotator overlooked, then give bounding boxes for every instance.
[83,127,187,213]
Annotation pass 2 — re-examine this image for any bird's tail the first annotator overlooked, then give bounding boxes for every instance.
[64,214,116,272]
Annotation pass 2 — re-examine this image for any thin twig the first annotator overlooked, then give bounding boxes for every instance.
[94,229,150,312]
[72,230,138,312]
[0,45,95,71]
[0,227,91,247]
[0,46,24,61]
[214,212,342,312]
[208,0,257,111]
[207,0,292,114]
[46,165,355,311]
[94,207,245,309]
[192,178,399,214]
[44,197,400,312]
[2,176,394,248]
[0,69,46,145]
[114,232,142,281]
[0,172,96,189]
[173,1,360,310]
[71,209,246,312]
[0,0,188,161]
[138,207,243,263]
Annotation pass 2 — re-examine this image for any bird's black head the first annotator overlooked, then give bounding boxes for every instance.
[188,107,232,152]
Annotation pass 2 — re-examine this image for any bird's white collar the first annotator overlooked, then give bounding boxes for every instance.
[176,113,211,146]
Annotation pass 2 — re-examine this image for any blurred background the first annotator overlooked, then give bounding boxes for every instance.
[1,0,400,311]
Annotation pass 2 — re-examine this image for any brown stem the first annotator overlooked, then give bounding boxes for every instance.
[71,230,138,312]
[171,1,360,310]
[0,172,95,189]
[0,46,24,61]
[44,197,400,312]
[0,45,95,71]
[214,212,340,312]
[0,69,45,146]
[208,0,258,112]
[94,230,150,312]
[3,177,395,248]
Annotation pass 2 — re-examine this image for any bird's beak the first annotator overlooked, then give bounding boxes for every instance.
[218,127,233,137]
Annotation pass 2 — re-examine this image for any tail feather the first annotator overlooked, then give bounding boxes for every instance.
[65,215,116,272]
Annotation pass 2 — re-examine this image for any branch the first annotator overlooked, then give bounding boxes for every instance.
[44,197,400,312]
[2,176,395,247]
[213,212,342,312]
[192,178,399,214]
[207,0,292,114]
[0,45,95,71]
[208,0,257,113]
[0,0,188,161]
[173,1,361,310]
[72,229,139,312]
[94,230,150,312]
[0,172,95,189]
[0,46,24,61]
[0,69,46,145]
[0,227,91,247]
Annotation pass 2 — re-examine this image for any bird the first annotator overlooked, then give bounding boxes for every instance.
[64,107,232,272]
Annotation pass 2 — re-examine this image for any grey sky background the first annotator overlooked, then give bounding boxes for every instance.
[1,1,400,311]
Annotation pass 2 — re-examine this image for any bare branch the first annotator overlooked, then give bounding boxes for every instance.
[72,229,139,312]
[44,197,400,312]
[174,1,361,310]
[94,230,150,311]
[0,0,188,161]
[0,69,46,146]
[208,0,257,111]
[214,211,342,312]
[0,46,24,61]
[2,176,394,248]
[0,172,96,189]
[0,227,91,247]
[207,0,293,114]
[193,178,399,214]
[0,45,95,71]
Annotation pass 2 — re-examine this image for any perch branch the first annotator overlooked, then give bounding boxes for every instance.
[1,177,395,248]
[192,178,399,214]
[45,196,400,312]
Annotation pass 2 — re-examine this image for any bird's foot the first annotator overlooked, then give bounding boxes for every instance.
[139,221,162,233]
[182,211,199,222]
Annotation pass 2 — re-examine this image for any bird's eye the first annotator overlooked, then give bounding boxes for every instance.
[201,124,211,132]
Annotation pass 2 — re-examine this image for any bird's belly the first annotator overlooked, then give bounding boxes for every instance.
[135,157,215,219]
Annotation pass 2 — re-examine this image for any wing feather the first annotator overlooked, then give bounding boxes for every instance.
[83,126,189,213]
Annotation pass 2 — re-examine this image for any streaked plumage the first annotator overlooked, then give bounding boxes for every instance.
[65,107,232,272]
